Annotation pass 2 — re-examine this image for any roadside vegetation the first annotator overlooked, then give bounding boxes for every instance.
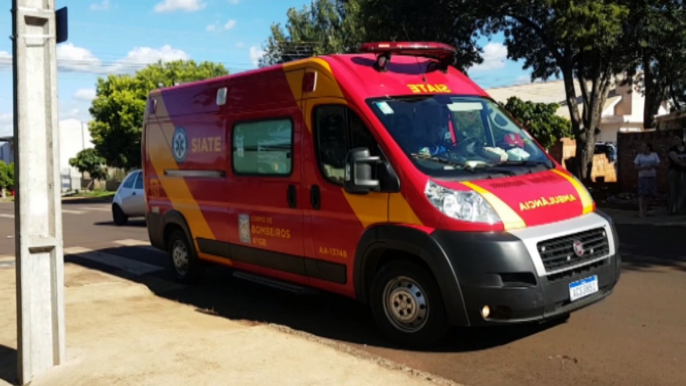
[74,0,685,184]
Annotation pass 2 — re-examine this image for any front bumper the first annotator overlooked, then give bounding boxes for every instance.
[432,210,621,326]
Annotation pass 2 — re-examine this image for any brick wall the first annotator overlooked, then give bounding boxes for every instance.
[617,128,686,193]
[548,138,617,183]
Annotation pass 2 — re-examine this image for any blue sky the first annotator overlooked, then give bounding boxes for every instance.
[0,0,532,137]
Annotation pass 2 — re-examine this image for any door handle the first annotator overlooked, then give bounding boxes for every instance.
[310,185,321,210]
[287,185,297,208]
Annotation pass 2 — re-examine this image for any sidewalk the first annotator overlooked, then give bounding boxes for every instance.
[0,263,459,386]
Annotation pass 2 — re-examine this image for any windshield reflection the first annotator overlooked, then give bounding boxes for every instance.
[367,95,554,178]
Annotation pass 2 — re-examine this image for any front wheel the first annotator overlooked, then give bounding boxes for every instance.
[369,260,450,349]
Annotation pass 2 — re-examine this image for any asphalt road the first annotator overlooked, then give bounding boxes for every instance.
[1,201,685,386]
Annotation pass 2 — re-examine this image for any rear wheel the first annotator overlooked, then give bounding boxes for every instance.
[167,229,203,284]
[112,204,128,226]
[369,260,450,349]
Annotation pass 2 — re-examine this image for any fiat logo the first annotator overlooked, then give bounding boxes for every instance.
[572,240,584,257]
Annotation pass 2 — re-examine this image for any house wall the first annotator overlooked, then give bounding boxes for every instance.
[598,123,621,142]
[548,138,617,183]
[58,119,94,191]
[0,142,12,164]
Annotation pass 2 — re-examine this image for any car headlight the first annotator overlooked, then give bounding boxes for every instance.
[425,180,501,224]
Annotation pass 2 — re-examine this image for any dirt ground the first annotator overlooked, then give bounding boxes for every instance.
[0,263,457,386]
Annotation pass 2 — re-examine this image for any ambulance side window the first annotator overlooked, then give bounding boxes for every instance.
[314,105,382,185]
[314,106,348,184]
[350,111,380,157]
[232,118,293,176]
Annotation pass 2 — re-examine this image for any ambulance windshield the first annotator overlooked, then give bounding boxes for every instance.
[367,95,554,178]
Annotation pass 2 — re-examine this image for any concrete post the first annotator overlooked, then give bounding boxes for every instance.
[11,0,66,384]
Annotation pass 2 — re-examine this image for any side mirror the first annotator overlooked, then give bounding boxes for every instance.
[344,147,381,194]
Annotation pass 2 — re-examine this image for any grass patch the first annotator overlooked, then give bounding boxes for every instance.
[63,190,115,199]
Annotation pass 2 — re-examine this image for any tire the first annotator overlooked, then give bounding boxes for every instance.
[112,204,128,226]
[369,259,450,349]
[167,229,204,284]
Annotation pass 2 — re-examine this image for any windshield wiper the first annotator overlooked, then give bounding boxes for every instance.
[497,160,551,168]
[410,153,467,168]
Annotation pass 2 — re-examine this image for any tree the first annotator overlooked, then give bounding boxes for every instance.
[260,0,366,66]
[0,161,14,197]
[475,0,631,181]
[261,0,485,72]
[69,148,107,191]
[625,0,686,124]
[501,96,572,150]
[89,60,228,170]
[360,0,484,72]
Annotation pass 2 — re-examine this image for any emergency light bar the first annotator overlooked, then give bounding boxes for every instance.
[359,42,457,72]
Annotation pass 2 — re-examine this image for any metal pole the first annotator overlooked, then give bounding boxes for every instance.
[12,0,66,384]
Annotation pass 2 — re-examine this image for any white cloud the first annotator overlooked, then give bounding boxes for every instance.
[471,42,508,72]
[109,45,189,73]
[235,42,245,49]
[1,43,189,75]
[249,46,265,67]
[2,45,102,72]
[154,0,206,13]
[75,89,96,102]
[0,51,11,67]
[224,19,236,30]
[206,24,217,32]
[90,0,111,11]
[56,43,103,73]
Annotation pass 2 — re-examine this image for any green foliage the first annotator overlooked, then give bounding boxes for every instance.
[69,148,108,181]
[89,60,229,170]
[501,97,572,150]
[0,161,14,190]
[624,0,686,120]
[260,0,366,66]
[474,0,633,179]
[360,0,483,72]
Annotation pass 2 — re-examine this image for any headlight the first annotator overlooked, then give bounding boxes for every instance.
[425,180,501,224]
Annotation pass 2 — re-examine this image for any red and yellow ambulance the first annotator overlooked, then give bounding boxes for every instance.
[142,42,621,347]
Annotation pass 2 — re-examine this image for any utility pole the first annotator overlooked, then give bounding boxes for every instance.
[12,1,68,384]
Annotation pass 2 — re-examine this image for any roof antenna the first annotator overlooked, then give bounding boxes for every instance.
[403,26,427,82]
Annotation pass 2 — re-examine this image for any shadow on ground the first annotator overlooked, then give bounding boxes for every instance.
[0,344,18,385]
[93,220,146,228]
[616,224,686,273]
[64,245,569,354]
[60,221,686,353]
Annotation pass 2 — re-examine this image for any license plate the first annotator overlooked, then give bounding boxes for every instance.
[569,275,599,302]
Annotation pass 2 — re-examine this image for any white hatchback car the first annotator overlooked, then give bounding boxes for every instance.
[112,169,146,225]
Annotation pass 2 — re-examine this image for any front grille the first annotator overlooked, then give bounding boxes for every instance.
[537,227,610,273]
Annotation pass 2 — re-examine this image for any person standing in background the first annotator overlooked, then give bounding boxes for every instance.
[634,142,660,218]
[667,135,686,215]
